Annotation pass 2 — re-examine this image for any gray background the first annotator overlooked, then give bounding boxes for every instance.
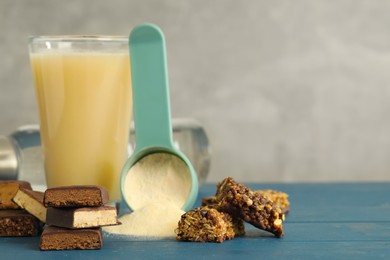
[1,0,390,183]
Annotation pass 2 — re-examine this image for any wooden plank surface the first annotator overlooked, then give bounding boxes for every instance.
[0,183,389,259]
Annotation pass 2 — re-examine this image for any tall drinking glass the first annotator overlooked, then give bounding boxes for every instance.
[29,36,132,202]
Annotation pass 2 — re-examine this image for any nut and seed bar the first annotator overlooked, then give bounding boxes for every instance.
[176,207,238,243]
[0,209,43,237]
[201,196,245,237]
[12,188,47,223]
[44,185,109,207]
[40,226,103,250]
[201,196,218,207]
[229,214,246,237]
[256,189,290,214]
[203,189,290,215]
[215,177,285,238]
[0,180,32,209]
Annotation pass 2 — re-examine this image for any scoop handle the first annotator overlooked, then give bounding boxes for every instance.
[129,24,174,151]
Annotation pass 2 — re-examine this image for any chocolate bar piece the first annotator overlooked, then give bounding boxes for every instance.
[40,226,103,250]
[46,206,119,229]
[44,185,109,207]
[176,207,237,243]
[215,177,285,238]
[13,188,47,223]
[0,209,43,236]
[256,189,290,214]
[0,180,32,209]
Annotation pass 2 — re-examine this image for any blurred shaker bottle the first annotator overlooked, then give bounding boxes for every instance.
[0,125,46,190]
[0,119,211,188]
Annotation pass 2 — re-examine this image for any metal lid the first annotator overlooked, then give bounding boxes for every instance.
[0,136,18,180]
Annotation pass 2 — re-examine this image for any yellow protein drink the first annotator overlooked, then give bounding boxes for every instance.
[29,39,132,202]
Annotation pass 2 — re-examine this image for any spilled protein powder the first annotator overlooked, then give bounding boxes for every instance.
[104,153,192,239]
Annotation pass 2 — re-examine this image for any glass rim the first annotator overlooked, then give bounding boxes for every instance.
[28,35,128,43]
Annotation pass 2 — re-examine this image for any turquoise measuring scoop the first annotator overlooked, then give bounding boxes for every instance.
[120,24,198,212]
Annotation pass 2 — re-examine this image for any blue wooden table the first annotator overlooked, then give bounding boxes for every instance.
[1,183,389,259]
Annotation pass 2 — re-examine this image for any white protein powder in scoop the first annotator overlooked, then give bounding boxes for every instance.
[104,153,192,238]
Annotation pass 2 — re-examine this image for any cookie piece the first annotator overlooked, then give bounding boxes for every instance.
[44,185,109,207]
[40,226,103,250]
[215,177,285,238]
[0,181,32,209]
[13,188,47,223]
[256,189,290,214]
[46,206,119,229]
[0,209,43,236]
[176,206,240,243]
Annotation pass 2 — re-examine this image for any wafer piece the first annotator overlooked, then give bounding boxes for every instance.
[215,177,285,238]
[256,189,290,214]
[176,207,237,243]
[44,185,109,207]
[13,188,46,222]
[46,206,119,229]
[40,226,103,250]
[0,180,32,209]
[0,209,43,236]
